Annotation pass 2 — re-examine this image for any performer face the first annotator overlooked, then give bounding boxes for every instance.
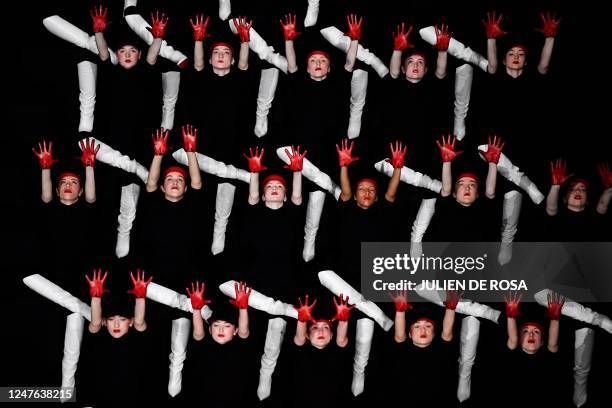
[308,321,333,349]
[161,171,187,202]
[454,177,479,206]
[403,55,427,83]
[117,45,141,69]
[354,181,378,209]
[56,176,83,205]
[566,182,588,211]
[520,324,544,353]
[209,320,238,344]
[263,180,287,203]
[306,53,331,81]
[210,46,233,70]
[105,315,132,338]
[503,47,526,72]
[409,319,435,347]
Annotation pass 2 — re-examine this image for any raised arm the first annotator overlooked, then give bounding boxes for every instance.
[390,23,414,79]
[480,135,505,199]
[32,140,58,203]
[535,12,561,75]
[85,268,108,334]
[280,14,301,74]
[190,14,211,71]
[385,141,406,203]
[436,134,463,197]
[442,290,460,342]
[146,128,169,192]
[233,17,252,70]
[230,281,252,339]
[294,294,317,346]
[336,139,360,201]
[390,290,412,343]
[243,146,268,205]
[182,124,202,189]
[504,291,521,350]
[333,294,355,347]
[546,291,564,353]
[79,138,100,203]
[596,162,612,215]
[187,280,211,341]
[91,5,110,62]
[146,11,167,65]
[546,159,571,216]
[344,14,362,72]
[283,145,307,205]
[482,11,507,74]
[433,23,451,79]
[128,269,152,332]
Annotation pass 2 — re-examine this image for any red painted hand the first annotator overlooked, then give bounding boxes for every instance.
[550,159,572,186]
[295,294,317,322]
[480,134,505,164]
[436,134,463,162]
[233,16,252,43]
[333,294,355,321]
[597,162,612,189]
[345,14,363,41]
[90,5,109,33]
[230,281,252,309]
[85,268,109,298]
[535,11,561,38]
[152,128,169,156]
[79,138,100,168]
[546,291,565,320]
[434,22,452,51]
[392,23,414,51]
[127,268,152,299]
[444,290,462,310]
[186,280,212,311]
[190,14,211,42]
[284,145,307,171]
[389,290,412,312]
[181,124,198,152]
[149,10,169,39]
[32,140,59,169]
[504,291,522,318]
[336,138,360,167]
[280,13,301,41]
[482,11,508,39]
[386,140,407,169]
[243,146,268,172]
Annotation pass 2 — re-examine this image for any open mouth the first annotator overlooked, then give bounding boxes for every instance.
[113,329,121,333]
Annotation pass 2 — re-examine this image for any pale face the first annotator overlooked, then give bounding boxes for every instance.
[209,320,238,344]
[210,46,233,70]
[409,319,435,347]
[454,177,479,206]
[403,55,427,82]
[566,182,587,211]
[263,181,287,204]
[105,315,132,339]
[117,45,141,69]
[306,54,331,81]
[520,325,544,354]
[308,321,333,349]
[161,172,187,202]
[57,176,82,205]
[503,47,526,73]
[354,181,378,209]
